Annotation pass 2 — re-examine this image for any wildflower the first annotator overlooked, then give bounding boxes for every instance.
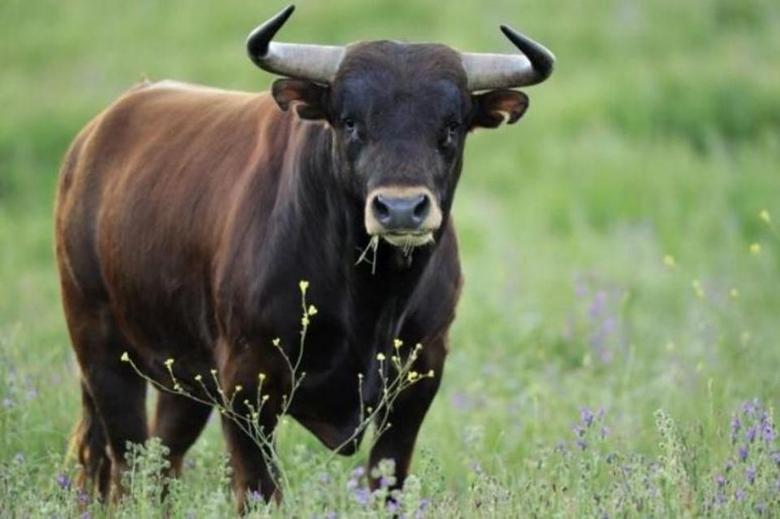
[262,395,269,402]
[301,315,310,327]
[352,466,365,479]
[234,385,243,393]
[407,371,419,382]
[427,369,435,377]
[56,473,71,489]
[715,474,726,488]
[393,339,403,349]
[210,369,217,376]
[299,280,309,293]
[77,489,89,505]
[735,489,746,502]
[746,465,756,485]
[194,374,202,382]
[749,243,761,255]
[739,445,748,462]
[376,353,386,361]
[731,415,741,443]
[248,490,264,503]
[272,338,281,347]
[772,451,780,467]
[759,209,770,223]
[663,255,676,269]
[353,487,370,506]
[120,352,130,362]
[258,372,266,381]
[308,305,318,316]
[174,383,182,392]
[580,408,594,428]
[164,358,174,368]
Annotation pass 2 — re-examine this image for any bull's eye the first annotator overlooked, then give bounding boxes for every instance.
[440,122,460,150]
[342,117,359,141]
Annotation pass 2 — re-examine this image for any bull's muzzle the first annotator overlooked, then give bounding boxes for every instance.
[364,186,442,248]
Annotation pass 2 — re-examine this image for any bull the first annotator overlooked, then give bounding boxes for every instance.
[54,4,554,510]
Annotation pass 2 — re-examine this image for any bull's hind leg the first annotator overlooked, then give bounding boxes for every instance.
[63,288,148,501]
[151,392,212,476]
[70,382,111,497]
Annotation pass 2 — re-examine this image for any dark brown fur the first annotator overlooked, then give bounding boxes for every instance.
[56,41,529,510]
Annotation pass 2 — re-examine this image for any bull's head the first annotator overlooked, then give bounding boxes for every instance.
[247,5,554,249]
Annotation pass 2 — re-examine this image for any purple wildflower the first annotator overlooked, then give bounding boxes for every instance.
[77,489,89,505]
[731,415,741,443]
[386,500,399,514]
[735,489,746,502]
[353,487,370,507]
[248,490,263,503]
[379,476,392,489]
[576,438,588,450]
[351,466,365,479]
[80,513,91,519]
[746,465,756,485]
[772,451,780,467]
[739,445,749,462]
[715,474,726,488]
[581,408,594,428]
[56,473,71,490]
[746,426,757,443]
[761,422,775,444]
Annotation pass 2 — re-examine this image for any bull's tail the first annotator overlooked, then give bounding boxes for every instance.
[68,383,111,499]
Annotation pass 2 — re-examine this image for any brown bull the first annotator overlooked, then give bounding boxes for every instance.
[54,4,554,510]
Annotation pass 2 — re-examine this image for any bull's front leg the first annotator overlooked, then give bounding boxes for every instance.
[217,337,285,512]
[368,335,447,492]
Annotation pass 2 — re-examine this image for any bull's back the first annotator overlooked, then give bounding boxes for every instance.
[55,81,288,346]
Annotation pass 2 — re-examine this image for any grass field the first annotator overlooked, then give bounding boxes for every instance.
[1,0,779,516]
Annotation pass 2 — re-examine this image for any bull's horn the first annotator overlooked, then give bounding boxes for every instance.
[461,25,555,91]
[246,5,345,83]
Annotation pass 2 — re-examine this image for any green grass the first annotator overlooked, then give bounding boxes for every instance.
[1,0,779,516]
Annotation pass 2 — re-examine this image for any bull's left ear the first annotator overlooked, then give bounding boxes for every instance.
[469,89,529,130]
[271,79,330,121]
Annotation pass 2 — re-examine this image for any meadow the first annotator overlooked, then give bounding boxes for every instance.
[1,0,779,516]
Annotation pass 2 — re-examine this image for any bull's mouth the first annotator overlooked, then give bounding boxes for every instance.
[378,231,435,249]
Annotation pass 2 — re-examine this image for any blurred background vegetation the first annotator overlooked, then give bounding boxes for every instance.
[1,0,779,515]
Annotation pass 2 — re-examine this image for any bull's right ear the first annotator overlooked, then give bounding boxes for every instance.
[271,79,329,121]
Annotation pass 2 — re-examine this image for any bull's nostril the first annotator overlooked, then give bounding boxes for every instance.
[372,196,391,224]
[412,194,430,223]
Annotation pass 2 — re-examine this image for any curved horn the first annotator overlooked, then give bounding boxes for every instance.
[461,25,555,91]
[246,5,345,83]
